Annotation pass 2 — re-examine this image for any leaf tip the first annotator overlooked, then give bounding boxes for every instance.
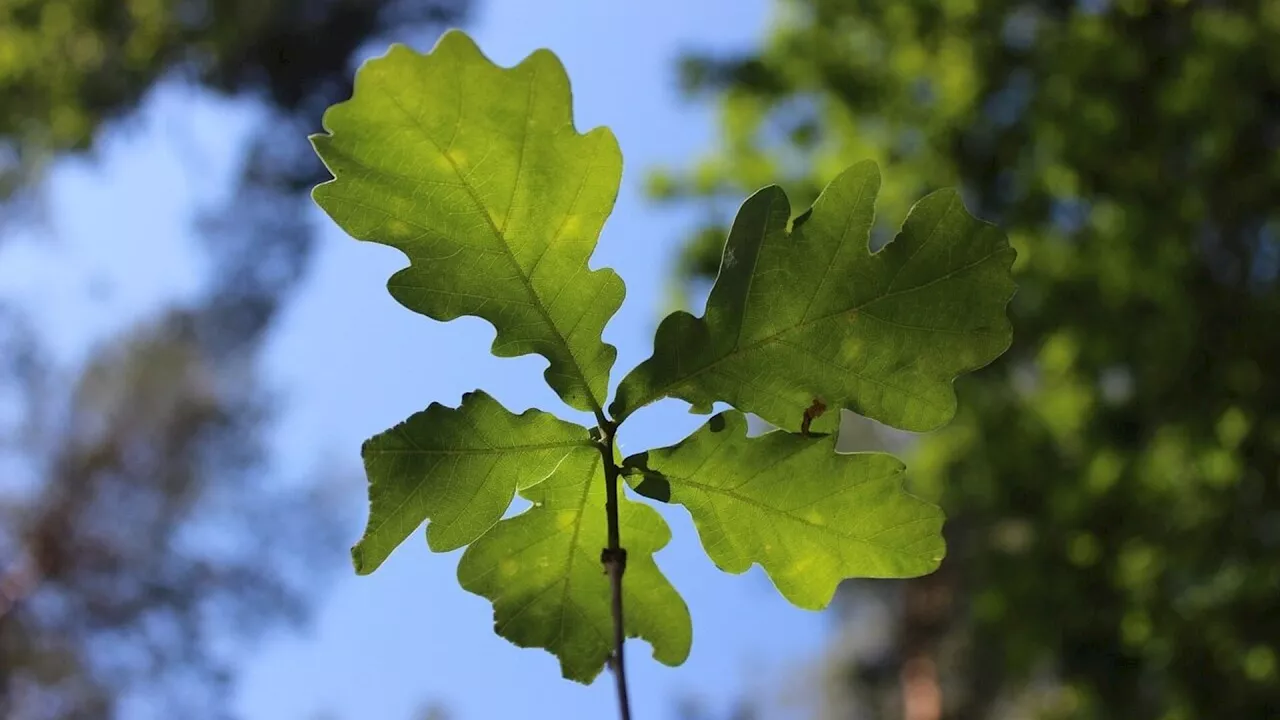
[350,544,376,576]
[427,27,479,57]
[688,399,715,416]
[649,636,693,669]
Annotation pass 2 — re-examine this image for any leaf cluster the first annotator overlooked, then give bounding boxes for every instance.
[310,30,1014,683]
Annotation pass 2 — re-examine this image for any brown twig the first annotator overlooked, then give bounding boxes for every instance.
[597,420,632,720]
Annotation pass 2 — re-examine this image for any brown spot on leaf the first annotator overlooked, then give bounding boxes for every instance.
[800,398,827,437]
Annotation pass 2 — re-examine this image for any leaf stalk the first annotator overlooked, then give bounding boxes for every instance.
[597,419,632,720]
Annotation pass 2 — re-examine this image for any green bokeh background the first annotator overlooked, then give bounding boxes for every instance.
[658,1,1280,717]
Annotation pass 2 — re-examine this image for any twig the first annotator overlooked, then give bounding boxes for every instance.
[597,420,632,720]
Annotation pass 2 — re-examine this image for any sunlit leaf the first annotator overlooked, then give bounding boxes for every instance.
[613,160,1015,433]
[353,390,594,574]
[311,30,625,416]
[310,29,1025,693]
[457,448,692,683]
[623,411,943,609]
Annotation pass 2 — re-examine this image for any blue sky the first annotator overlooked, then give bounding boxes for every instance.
[0,2,841,718]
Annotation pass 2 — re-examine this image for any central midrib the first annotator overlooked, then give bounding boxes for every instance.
[555,454,599,657]
[630,242,1008,414]
[370,440,591,456]
[673,474,940,559]
[381,70,606,418]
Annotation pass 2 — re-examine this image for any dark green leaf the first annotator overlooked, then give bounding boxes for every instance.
[612,161,1015,433]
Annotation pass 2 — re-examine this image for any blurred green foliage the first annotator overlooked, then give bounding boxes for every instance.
[661,0,1280,717]
[0,0,463,198]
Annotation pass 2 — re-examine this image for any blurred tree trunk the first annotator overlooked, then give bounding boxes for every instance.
[0,1,470,716]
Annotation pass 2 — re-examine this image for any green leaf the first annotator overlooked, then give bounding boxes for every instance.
[352,390,593,575]
[457,447,692,683]
[623,411,944,610]
[311,30,624,417]
[612,160,1015,433]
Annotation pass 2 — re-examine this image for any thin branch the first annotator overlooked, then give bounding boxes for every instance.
[597,420,632,720]
[0,553,39,621]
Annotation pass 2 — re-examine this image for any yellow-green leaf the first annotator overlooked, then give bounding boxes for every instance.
[311,30,624,416]
[623,411,944,609]
[353,390,593,574]
[458,447,692,683]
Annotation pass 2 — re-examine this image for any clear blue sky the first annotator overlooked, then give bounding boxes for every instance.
[0,2,839,718]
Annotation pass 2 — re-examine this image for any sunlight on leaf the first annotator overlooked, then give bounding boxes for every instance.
[311,30,625,416]
[308,29,1024,691]
[458,449,692,683]
[624,411,943,610]
[353,390,594,574]
[613,160,1015,433]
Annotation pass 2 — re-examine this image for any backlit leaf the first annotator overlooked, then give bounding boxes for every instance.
[623,411,943,609]
[612,160,1015,433]
[457,447,692,683]
[353,390,593,574]
[311,30,625,416]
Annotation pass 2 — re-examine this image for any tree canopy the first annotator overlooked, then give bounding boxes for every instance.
[660,1,1280,717]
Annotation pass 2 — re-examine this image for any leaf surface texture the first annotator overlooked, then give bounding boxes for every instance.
[625,411,944,609]
[354,390,592,574]
[313,30,624,415]
[458,448,692,682]
[613,161,1015,433]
